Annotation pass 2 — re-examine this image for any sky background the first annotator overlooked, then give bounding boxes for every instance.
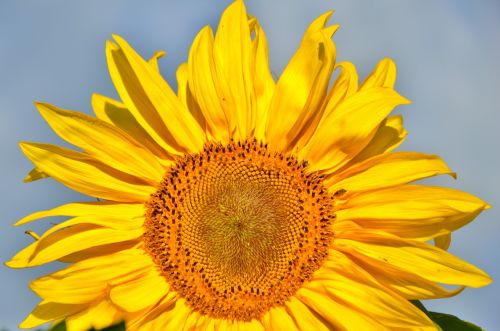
[1,0,499,329]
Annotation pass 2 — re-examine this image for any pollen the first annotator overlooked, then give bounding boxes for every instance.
[144,139,336,320]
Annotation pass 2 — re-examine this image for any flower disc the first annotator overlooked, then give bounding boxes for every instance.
[144,139,336,320]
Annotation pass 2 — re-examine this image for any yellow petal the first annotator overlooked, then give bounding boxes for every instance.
[19,301,87,329]
[44,215,144,241]
[218,319,239,331]
[176,62,207,131]
[360,57,397,89]
[134,298,190,330]
[181,311,205,331]
[65,298,123,331]
[32,279,106,305]
[249,18,275,142]
[266,12,337,151]
[29,249,152,304]
[15,201,144,226]
[5,240,37,268]
[35,102,164,183]
[434,233,452,250]
[342,247,464,299]
[8,202,144,268]
[127,295,176,330]
[176,62,189,105]
[8,224,143,267]
[110,267,169,312]
[12,216,142,269]
[191,315,213,331]
[321,61,359,119]
[59,240,139,263]
[107,36,205,154]
[335,230,492,288]
[296,287,388,330]
[91,93,173,163]
[301,87,410,173]
[164,299,192,330]
[261,306,299,330]
[334,59,400,167]
[188,26,230,142]
[237,319,265,331]
[285,296,330,331]
[197,317,219,331]
[346,114,407,164]
[148,50,166,72]
[311,250,434,328]
[20,142,154,202]
[213,0,254,139]
[326,152,455,193]
[23,167,49,182]
[336,185,489,240]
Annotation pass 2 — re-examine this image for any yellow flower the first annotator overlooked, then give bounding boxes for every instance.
[8,1,491,330]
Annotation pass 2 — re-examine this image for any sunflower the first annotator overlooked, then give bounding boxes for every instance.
[7,1,491,330]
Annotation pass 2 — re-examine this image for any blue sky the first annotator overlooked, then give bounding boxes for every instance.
[1,0,499,329]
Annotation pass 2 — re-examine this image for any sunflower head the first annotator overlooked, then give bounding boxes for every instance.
[143,139,335,320]
[8,1,491,330]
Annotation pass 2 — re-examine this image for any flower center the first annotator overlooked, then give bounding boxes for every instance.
[144,139,335,320]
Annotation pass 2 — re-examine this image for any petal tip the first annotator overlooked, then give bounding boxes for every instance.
[111,34,131,52]
[33,100,44,108]
[19,142,39,157]
[34,101,55,117]
[4,259,23,269]
[153,50,166,59]
[381,57,396,65]
[111,33,124,42]
[18,141,30,152]
[22,167,48,184]
[105,39,119,52]
[400,95,412,105]
[323,10,335,20]
[324,24,340,38]
[475,272,494,287]
[18,320,33,330]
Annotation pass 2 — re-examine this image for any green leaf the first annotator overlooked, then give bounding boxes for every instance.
[428,312,484,331]
[411,300,484,331]
[411,300,431,315]
[48,321,66,331]
[92,321,126,331]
